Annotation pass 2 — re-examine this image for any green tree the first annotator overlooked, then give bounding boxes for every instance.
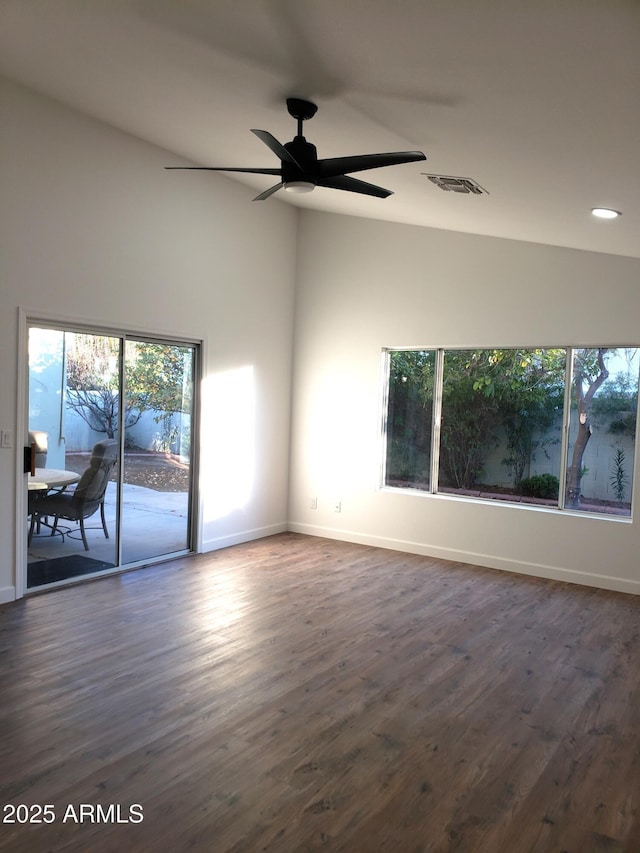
[387,348,566,491]
[388,347,637,505]
[565,348,610,507]
[125,342,193,451]
[438,349,504,488]
[439,349,565,490]
[65,334,136,439]
[591,357,638,438]
[66,335,192,443]
[126,342,192,412]
[386,350,435,484]
[498,349,565,487]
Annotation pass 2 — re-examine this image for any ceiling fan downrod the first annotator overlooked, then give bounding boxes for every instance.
[286,97,318,139]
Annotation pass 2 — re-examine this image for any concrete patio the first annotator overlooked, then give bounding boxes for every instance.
[27,480,191,586]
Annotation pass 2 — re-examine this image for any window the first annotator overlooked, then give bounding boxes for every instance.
[565,348,638,514]
[384,347,639,517]
[385,350,435,491]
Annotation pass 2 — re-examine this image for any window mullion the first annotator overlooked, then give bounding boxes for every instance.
[430,349,444,493]
[380,349,392,488]
[557,347,574,510]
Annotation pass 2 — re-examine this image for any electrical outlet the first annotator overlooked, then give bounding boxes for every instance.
[310,497,317,509]
[334,501,341,513]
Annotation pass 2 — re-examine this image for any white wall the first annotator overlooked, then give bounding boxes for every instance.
[4,79,640,604]
[0,78,297,602]
[289,211,640,594]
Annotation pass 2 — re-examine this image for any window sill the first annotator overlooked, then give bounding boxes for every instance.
[381,484,632,521]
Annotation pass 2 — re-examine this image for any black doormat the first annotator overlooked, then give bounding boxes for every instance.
[28,555,116,588]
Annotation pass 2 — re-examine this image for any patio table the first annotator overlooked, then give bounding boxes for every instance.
[29,468,80,490]
[28,468,81,543]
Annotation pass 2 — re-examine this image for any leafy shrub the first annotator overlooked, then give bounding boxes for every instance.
[518,473,559,500]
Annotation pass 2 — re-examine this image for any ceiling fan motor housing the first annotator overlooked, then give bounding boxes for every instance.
[283,137,318,185]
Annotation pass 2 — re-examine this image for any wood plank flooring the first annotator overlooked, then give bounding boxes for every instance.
[1,532,640,852]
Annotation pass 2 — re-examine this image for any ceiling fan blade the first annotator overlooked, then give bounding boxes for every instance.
[165,166,281,175]
[317,175,392,198]
[252,182,284,201]
[318,151,426,178]
[251,129,302,169]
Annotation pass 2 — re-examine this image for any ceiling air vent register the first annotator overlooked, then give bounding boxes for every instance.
[423,174,488,195]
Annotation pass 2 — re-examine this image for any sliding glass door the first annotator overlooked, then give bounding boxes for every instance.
[26,323,198,589]
[120,339,195,564]
[27,328,121,585]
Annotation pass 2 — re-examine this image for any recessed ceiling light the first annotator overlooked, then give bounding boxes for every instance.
[591,207,621,219]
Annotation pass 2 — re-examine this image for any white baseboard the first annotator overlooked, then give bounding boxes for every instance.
[0,585,16,605]
[287,522,640,596]
[202,522,288,553]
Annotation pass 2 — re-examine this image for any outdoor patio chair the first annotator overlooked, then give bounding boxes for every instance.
[34,439,118,550]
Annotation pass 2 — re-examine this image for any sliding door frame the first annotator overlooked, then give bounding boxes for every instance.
[16,308,202,599]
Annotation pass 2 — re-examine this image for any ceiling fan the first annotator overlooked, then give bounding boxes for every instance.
[165,98,426,201]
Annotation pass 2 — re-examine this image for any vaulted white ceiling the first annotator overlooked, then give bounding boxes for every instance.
[1,0,638,257]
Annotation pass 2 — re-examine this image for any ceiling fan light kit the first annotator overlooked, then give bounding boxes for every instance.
[166,98,426,202]
[284,180,315,193]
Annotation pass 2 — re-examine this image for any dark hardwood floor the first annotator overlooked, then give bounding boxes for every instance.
[1,533,640,852]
